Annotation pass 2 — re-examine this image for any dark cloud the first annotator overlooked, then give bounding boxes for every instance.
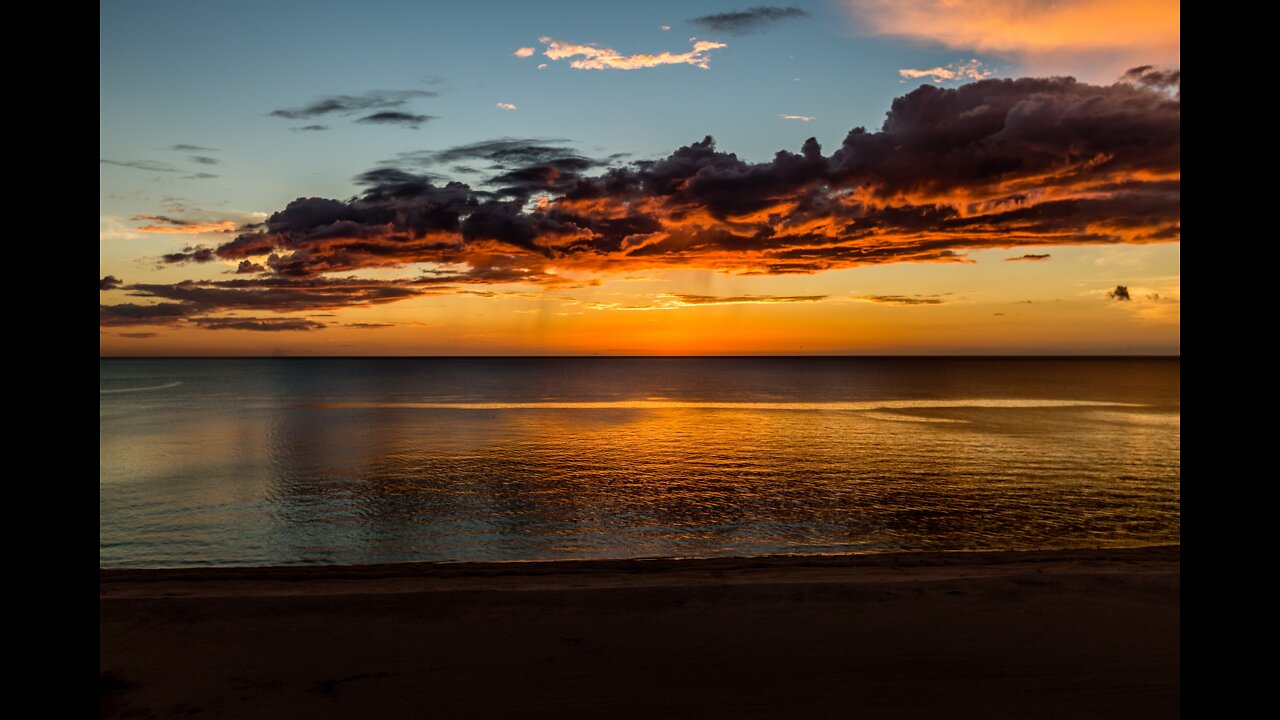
[190,156,219,165]
[99,303,191,326]
[344,322,394,329]
[101,159,179,173]
[355,111,435,128]
[856,295,948,305]
[170,144,218,152]
[269,90,436,119]
[190,317,326,331]
[134,214,194,227]
[117,332,158,339]
[373,139,610,202]
[235,260,267,274]
[291,125,329,132]
[353,167,446,186]
[185,173,219,180]
[690,6,808,35]
[1005,254,1051,261]
[191,77,1178,281]
[162,246,216,264]
[419,138,582,167]
[671,294,827,304]
[100,275,123,291]
[111,75,1177,327]
[1121,66,1180,93]
[1108,285,1131,301]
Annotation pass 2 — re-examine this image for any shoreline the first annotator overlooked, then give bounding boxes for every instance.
[101,543,1178,586]
[102,545,1178,718]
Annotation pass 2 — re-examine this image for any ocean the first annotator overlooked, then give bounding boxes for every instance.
[100,357,1179,567]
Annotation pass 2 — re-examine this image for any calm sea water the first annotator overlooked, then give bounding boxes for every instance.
[100,358,1179,568]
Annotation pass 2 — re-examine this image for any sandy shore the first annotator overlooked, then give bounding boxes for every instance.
[101,546,1178,719]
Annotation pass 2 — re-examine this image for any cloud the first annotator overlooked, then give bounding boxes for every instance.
[538,36,727,70]
[514,47,535,57]
[99,303,191,326]
[112,75,1177,325]
[668,294,827,305]
[371,138,611,201]
[170,144,218,152]
[844,0,1179,78]
[190,317,326,331]
[496,102,518,111]
[235,260,266,274]
[108,272,559,317]
[291,125,329,132]
[397,138,584,167]
[185,173,218,180]
[660,25,671,31]
[690,6,808,35]
[779,114,814,121]
[538,63,548,70]
[344,322,395,329]
[1107,285,1131,301]
[132,215,240,234]
[855,295,948,305]
[189,155,220,165]
[100,275,123,291]
[101,159,179,173]
[161,246,217,264]
[269,90,436,119]
[355,112,435,128]
[117,332,158,339]
[1005,253,1051,261]
[1121,65,1180,93]
[587,293,827,312]
[899,59,993,84]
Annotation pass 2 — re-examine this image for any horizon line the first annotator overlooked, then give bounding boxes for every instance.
[100,354,1181,360]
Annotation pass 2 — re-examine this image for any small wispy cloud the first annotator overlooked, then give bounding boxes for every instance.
[898,59,992,84]
[537,63,548,70]
[538,36,727,70]
[269,90,436,119]
[290,125,328,132]
[660,25,671,31]
[779,113,814,121]
[1107,285,1131,301]
[496,102,518,111]
[514,47,536,58]
[161,246,216,264]
[588,293,828,311]
[191,316,327,331]
[133,215,240,234]
[690,7,808,35]
[169,144,218,152]
[670,294,827,306]
[355,112,435,128]
[1005,253,1051,262]
[189,155,220,165]
[854,294,949,306]
[101,159,179,173]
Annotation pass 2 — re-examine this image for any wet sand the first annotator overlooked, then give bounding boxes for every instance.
[101,546,1179,719]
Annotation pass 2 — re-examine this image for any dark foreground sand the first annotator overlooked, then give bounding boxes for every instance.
[101,546,1178,719]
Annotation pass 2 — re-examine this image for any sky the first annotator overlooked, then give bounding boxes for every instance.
[100,0,1180,356]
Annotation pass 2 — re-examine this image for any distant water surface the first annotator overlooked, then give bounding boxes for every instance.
[100,358,1179,567]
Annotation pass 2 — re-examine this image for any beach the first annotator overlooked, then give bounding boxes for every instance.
[100,545,1178,718]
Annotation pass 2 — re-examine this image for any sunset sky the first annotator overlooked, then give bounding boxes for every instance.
[100,0,1180,355]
